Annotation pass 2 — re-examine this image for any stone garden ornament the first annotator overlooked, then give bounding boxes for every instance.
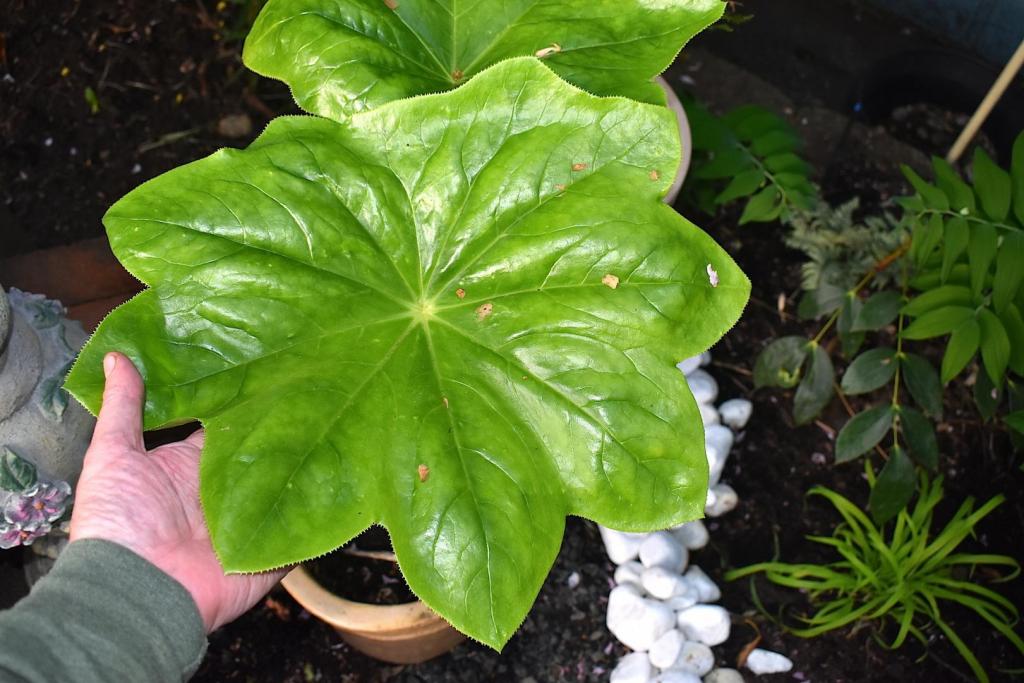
[0,286,93,555]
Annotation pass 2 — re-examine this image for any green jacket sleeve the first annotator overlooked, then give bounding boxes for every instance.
[0,539,207,682]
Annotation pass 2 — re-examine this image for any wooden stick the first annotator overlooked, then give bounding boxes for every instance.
[946,39,1024,163]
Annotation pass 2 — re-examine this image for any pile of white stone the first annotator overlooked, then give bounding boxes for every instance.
[599,353,793,682]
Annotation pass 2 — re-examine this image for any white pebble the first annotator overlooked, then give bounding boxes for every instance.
[705,484,738,517]
[648,629,686,669]
[704,425,734,460]
[566,571,580,589]
[718,399,752,430]
[676,605,731,646]
[704,668,744,683]
[667,592,698,611]
[611,652,653,683]
[676,355,702,376]
[686,370,719,404]
[745,648,794,675]
[655,671,701,683]
[639,532,687,573]
[699,403,720,427]
[670,641,715,676]
[670,520,709,550]
[607,585,676,651]
[614,561,645,590]
[683,566,721,603]
[706,443,727,488]
[600,526,649,564]
[642,567,692,600]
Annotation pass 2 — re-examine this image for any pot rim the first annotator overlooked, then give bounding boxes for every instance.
[282,565,452,635]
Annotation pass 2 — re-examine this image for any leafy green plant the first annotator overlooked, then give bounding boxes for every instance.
[64,57,749,648]
[243,0,726,118]
[754,133,1024,518]
[726,475,1023,683]
[684,102,819,224]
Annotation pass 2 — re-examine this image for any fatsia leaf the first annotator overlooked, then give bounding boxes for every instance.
[64,59,749,649]
[244,0,726,119]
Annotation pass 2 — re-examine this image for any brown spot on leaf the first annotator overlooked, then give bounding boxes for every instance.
[383,0,398,8]
[602,273,620,289]
[452,69,464,81]
[456,288,466,299]
[418,464,430,482]
[571,162,588,172]
[554,183,566,191]
[534,43,561,58]
[442,397,449,409]
[649,169,660,181]
[476,302,493,320]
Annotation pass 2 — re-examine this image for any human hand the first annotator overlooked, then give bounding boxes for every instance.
[70,352,286,632]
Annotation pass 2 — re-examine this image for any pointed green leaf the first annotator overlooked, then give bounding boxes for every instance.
[739,185,783,225]
[932,156,975,212]
[835,404,893,463]
[901,285,973,317]
[900,407,938,470]
[902,305,975,340]
[941,215,969,283]
[1006,410,1024,435]
[841,347,897,395]
[754,336,809,389]
[764,152,808,174]
[715,168,765,204]
[0,447,38,492]
[693,147,753,180]
[901,353,942,418]
[941,317,981,384]
[910,212,943,267]
[972,368,1000,420]
[1012,130,1024,225]
[852,290,903,332]
[967,223,998,298]
[972,147,1011,222]
[869,446,915,525]
[793,344,834,425]
[993,232,1024,313]
[977,308,1010,386]
[244,0,727,118]
[751,129,799,157]
[838,295,864,357]
[901,165,948,210]
[64,60,750,649]
[998,303,1024,376]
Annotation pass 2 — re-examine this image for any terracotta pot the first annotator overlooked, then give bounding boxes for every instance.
[654,76,693,205]
[281,565,466,664]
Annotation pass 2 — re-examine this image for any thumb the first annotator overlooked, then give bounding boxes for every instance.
[91,352,146,452]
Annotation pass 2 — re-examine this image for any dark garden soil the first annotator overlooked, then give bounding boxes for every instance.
[3,2,1023,682]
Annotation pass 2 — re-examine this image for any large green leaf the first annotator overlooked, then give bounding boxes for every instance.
[841,347,896,395]
[64,59,749,649]
[868,445,915,525]
[835,404,893,463]
[244,0,726,119]
[793,343,834,425]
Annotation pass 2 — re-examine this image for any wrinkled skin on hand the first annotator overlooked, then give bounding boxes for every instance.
[70,353,286,632]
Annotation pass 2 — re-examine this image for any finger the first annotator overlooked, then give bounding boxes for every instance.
[92,352,146,452]
[184,427,205,450]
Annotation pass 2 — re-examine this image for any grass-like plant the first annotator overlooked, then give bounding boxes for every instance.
[726,475,1023,682]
